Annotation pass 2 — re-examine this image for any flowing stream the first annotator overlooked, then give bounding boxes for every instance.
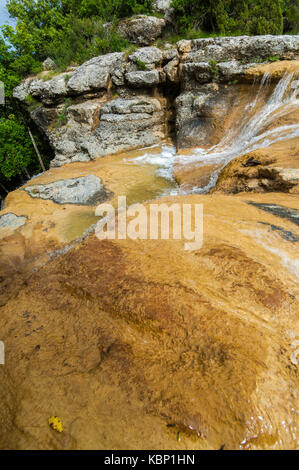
[129,73,299,194]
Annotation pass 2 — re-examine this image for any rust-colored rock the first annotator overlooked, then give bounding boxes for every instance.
[0,193,298,450]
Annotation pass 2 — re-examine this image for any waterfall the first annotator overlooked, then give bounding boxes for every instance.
[130,73,299,194]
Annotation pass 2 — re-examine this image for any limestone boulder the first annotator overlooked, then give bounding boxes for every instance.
[29,73,71,105]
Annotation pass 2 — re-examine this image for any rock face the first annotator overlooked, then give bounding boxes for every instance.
[24,175,111,205]
[153,0,173,23]
[67,53,125,94]
[178,35,299,62]
[118,15,165,45]
[13,35,299,167]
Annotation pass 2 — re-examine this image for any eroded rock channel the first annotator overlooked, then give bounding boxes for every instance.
[0,35,298,450]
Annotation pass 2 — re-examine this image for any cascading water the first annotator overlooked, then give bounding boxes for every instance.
[129,73,299,195]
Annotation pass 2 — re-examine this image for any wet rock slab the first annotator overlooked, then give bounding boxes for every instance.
[24,175,112,206]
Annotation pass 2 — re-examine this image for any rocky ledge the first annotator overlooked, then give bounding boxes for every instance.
[14,35,299,167]
[1,192,298,449]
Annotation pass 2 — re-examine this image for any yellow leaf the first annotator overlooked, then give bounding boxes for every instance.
[48,416,63,433]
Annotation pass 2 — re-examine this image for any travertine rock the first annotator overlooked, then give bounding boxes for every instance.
[42,57,56,71]
[118,15,165,45]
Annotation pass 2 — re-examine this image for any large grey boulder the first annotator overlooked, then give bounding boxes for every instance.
[24,175,111,205]
[14,73,74,105]
[118,15,165,46]
[181,61,252,89]
[67,53,125,94]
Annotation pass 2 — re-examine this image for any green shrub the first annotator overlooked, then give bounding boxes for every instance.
[283,0,299,33]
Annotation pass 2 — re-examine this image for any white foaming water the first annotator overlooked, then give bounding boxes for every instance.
[128,73,299,194]
[241,227,299,280]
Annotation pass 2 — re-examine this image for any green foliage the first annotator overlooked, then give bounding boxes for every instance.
[283,0,299,33]
[0,37,48,190]
[44,16,129,68]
